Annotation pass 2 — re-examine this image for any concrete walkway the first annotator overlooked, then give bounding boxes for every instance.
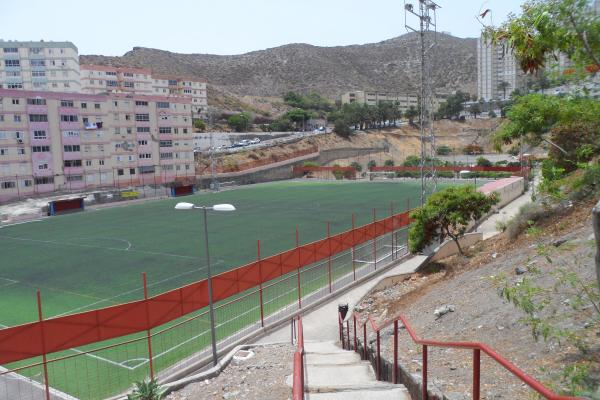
[300,341,410,400]
[258,255,428,344]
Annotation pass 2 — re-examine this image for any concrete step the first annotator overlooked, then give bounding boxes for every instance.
[305,364,391,390]
[304,340,345,355]
[305,387,411,400]
[305,352,361,366]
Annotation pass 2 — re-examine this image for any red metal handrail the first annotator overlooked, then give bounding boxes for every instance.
[348,312,580,400]
[292,316,304,400]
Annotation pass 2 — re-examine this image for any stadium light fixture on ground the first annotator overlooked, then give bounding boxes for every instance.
[174,202,236,366]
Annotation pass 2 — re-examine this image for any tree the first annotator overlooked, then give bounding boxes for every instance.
[367,160,377,170]
[403,155,421,166]
[436,91,471,119]
[408,186,499,255]
[334,118,352,138]
[405,106,419,125]
[469,103,482,118]
[497,81,510,100]
[484,0,600,73]
[436,145,453,155]
[384,159,395,166]
[488,110,497,118]
[193,119,206,131]
[284,108,315,131]
[350,161,362,172]
[227,112,253,132]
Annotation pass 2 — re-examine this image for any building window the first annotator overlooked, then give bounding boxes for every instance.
[12,99,19,105]
[157,102,170,108]
[135,100,149,107]
[135,114,150,122]
[30,60,46,67]
[63,145,81,152]
[4,60,20,67]
[64,160,82,167]
[60,115,78,122]
[29,114,48,122]
[94,103,101,109]
[0,148,8,156]
[159,127,172,134]
[85,160,92,166]
[34,130,47,139]
[17,148,25,155]
[63,131,80,137]
[60,100,74,107]
[38,163,48,170]
[35,177,54,185]
[81,102,87,109]
[124,81,134,88]
[138,140,148,146]
[32,146,51,152]
[66,175,83,182]
[183,128,188,134]
[159,140,172,147]
[14,115,21,123]
[27,98,46,105]
[117,169,124,176]
[23,179,32,187]
[7,83,23,89]
[1,181,16,189]
[99,159,105,165]
[129,168,135,175]
[125,114,132,121]
[3,48,18,53]
[160,152,173,159]
[136,127,150,133]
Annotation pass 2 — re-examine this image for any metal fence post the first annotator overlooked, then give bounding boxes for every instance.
[36,290,51,400]
[296,226,302,309]
[353,314,358,352]
[352,213,356,281]
[373,208,377,270]
[422,345,428,400]
[390,202,395,260]
[327,222,332,293]
[258,240,265,327]
[346,320,350,349]
[393,320,398,384]
[473,348,480,400]
[142,273,155,381]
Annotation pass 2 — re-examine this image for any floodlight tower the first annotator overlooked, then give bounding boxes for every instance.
[404,0,440,206]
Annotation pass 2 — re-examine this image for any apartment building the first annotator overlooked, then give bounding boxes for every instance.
[152,75,208,116]
[340,91,446,113]
[80,64,153,95]
[477,35,525,101]
[0,40,81,92]
[0,88,194,203]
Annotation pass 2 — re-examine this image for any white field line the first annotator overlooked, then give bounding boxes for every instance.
[0,235,200,260]
[0,219,43,228]
[0,277,19,289]
[55,260,223,317]
[70,348,136,371]
[67,237,132,251]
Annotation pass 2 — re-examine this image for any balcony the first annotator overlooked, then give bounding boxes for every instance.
[62,151,82,161]
[59,121,81,131]
[63,166,84,175]
[26,105,48,114]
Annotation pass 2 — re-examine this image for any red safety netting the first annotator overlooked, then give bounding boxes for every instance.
[0,210,412,364]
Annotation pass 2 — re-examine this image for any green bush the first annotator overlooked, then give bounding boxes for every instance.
[350,161,362,172]
[303,161,320,167]
[384,159,395,166]
[193,119,206,131]
[367,160,377,170]
[570,164,600,201]
[476,157,492,167]
[436,145,452,155]
[505,202,552,241]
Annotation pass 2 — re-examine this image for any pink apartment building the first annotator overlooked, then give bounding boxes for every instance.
[0,88,194,203]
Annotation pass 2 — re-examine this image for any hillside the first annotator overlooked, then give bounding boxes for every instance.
[80,32,477,99]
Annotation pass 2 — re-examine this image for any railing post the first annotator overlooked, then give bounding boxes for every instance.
[352,213,356,281]
[346,320,350,350]
[473,348,480,400]
[376,330,381,380]
[296,226,302,309]
[327,221,332,293]
[406,198,411,250]
[422,344,428,400]
[373,208,377,270]
[338,313,343,341]
[353,314,358,352]
[142,273,154,381]
[393,320,398,384]
[363,322,367,360]
[258,240,265,327]
[36,290,51,400]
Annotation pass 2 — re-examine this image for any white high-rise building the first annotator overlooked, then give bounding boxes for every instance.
[0,40,81,92]
[477,35,524,101]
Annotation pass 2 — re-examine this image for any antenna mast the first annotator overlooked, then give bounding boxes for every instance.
[405,0,439,206]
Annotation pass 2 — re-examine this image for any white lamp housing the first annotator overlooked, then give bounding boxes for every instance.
[212,204,236,212]
[174,202,195,210]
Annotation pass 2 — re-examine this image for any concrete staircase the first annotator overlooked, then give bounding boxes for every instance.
[301,340,410,400]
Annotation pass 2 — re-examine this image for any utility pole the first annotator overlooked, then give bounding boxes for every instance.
[405,0,440,206]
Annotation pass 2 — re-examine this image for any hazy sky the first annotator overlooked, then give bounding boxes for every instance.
[1,0,524,56]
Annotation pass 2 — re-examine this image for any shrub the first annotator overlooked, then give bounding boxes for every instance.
[193,119,206,131]
[367,160,377,170]
[334,119,352,137]
[505,202,552,241]
[127,380,164,400]
[436,145,452,155]
[303,161,320,167]
[384,159,395,166]
[476,156,492,167]
[463,144,483,155]
[350,161,362,172]
[570,164,600,201]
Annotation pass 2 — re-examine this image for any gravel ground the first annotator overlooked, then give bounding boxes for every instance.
[356,200,600,398]
[165,343,294,400]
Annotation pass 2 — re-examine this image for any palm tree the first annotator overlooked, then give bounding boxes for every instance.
[497,81,510,100]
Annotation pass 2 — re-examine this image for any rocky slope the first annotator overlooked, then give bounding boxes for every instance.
[81,32,476,99]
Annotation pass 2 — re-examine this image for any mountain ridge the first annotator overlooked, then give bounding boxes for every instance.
[80,32,477,99]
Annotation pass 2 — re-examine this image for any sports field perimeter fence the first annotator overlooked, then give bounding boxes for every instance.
[0,203,414,400]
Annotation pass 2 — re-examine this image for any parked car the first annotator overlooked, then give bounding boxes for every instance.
[250,138,260,144]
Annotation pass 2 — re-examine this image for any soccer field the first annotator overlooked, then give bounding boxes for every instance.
[0,180,434,328]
